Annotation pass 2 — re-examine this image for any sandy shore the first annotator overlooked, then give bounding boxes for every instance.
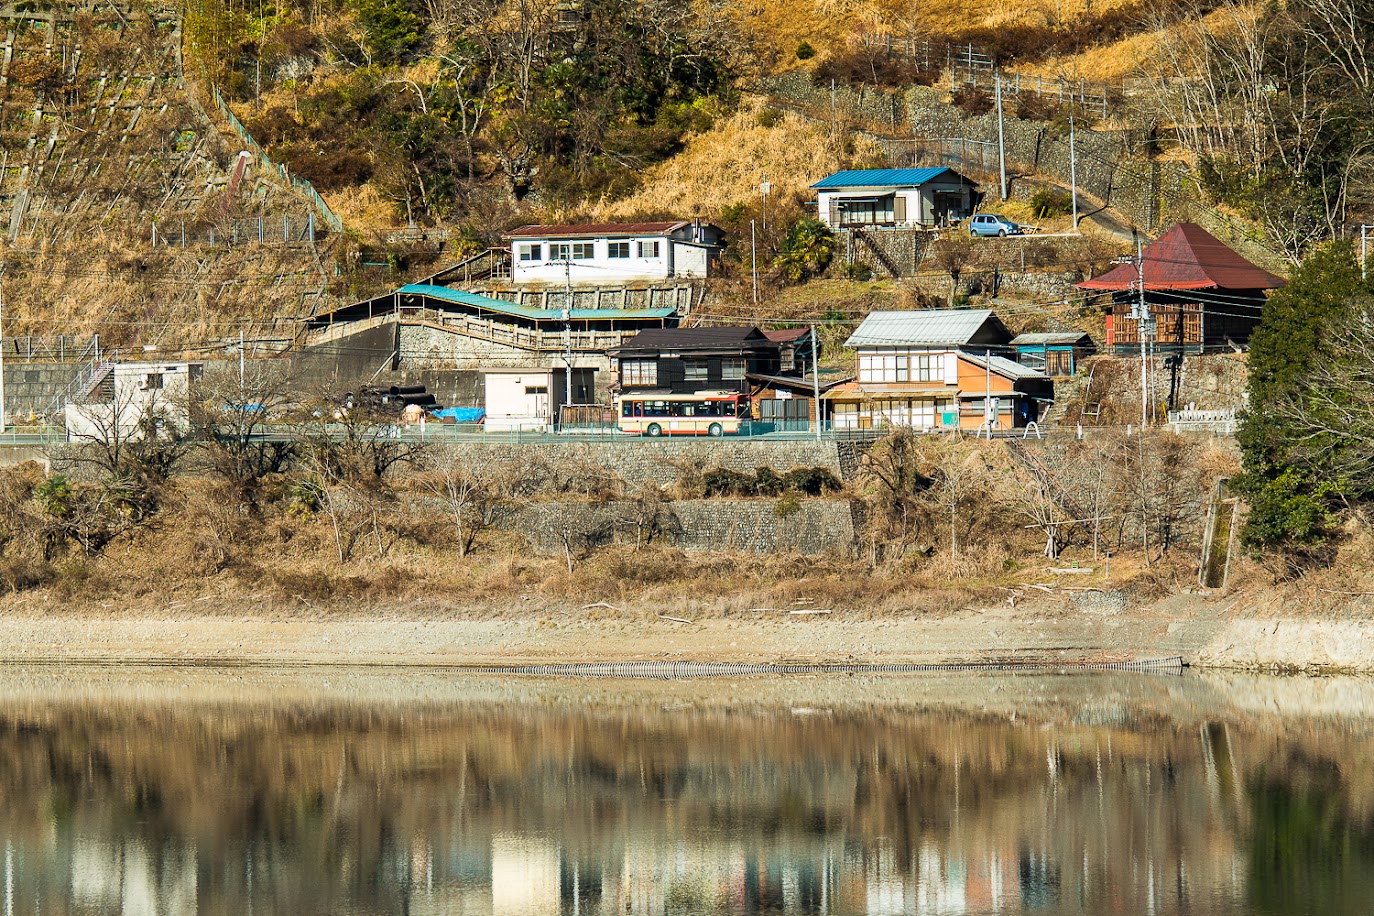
[1,591,1370,671]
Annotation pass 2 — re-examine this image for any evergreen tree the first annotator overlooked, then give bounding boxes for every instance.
[1235,241,1374,552]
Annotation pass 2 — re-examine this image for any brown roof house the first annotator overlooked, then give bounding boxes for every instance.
[1078,223,1286,354]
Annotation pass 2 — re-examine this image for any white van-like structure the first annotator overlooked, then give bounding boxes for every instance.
[504,221,725,286]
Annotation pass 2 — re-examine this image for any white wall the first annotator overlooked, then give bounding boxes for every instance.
[510,236,675,285]
[64,362,199,443]
[483,371,552,431]
[671,241,712,278]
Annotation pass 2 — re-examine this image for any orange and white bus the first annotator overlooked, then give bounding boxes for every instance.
[616,392,745,437]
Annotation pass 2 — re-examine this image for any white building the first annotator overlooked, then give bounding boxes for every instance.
[64,360,203,442]
[811,168,979,229]
[482,368,597,431]
[504,221,724,286]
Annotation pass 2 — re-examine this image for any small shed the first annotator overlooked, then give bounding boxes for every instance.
[1010,332,1096,377]
[811,168,979,229]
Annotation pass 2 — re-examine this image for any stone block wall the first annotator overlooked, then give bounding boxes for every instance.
[517,498,856,556]
[3,362,88,420]
[435,439,847,488]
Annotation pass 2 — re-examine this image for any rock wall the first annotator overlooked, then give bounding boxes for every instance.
[435,439,848,488]
[517,498,856,556]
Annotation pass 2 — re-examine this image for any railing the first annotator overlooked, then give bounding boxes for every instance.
[401,308,631,353]
[210,85,344,234]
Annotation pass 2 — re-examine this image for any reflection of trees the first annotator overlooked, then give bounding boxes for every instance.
[1248,762,1374,916]
[0,697,1369,912]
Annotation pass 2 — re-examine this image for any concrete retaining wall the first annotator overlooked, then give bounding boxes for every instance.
[517,498,856,555]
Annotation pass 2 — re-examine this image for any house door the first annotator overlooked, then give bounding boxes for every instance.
[893,196,907,224]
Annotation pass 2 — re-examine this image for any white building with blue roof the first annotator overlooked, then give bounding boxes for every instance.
[811,167,979,230]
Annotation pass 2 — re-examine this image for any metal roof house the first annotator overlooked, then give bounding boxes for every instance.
[1011,331,1096,377]
[1077,223,1286,355]
[811,168,979,229]
[504,221,725,286]
[824,309,1051,432]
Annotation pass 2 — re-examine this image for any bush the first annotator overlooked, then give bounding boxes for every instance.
[1030,187,1074,219]
[795,41,815,61]
[775,218,835,282]
[756,107,785,129]
[951,86,993,117]
[842,262,873,281]
[781,467,842,495]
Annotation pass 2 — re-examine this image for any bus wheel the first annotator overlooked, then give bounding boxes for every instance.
[708,423,723,437]
[646,423,663,437]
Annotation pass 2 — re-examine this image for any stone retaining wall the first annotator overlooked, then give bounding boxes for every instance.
[436,439,849,488]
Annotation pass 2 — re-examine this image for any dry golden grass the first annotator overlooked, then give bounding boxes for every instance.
[591,97,883,220]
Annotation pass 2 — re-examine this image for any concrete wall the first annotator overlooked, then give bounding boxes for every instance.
[433,439,848,488]
[517,498,856,555]
[2,362,88,421]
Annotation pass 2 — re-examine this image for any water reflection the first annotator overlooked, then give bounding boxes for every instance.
[0,669,1370,914]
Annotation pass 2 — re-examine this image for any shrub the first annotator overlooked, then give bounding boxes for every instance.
[795,41,816,61]
[951,87,993,117]
[781,467,842,495]
[1030,188,1074,219]
[842,262,873,281]
[756,107,785,129]
[703,468,755,497]
[775,218,835,282]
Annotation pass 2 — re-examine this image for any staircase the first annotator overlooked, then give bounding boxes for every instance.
[1199,479,1238,588]
[417,247,512,287]
[851,227,903,279]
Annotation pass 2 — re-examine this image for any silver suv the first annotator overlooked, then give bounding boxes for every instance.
[968,214,1022,237]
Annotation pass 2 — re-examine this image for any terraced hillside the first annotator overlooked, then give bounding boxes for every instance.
[0,1,341,351]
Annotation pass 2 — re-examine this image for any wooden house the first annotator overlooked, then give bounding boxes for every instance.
[608,327,782,397]
[1077,223,1285,355]
[823,310,1052,431]
[1011,331,1096,377]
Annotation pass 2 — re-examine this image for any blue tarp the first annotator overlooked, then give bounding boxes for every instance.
[435,407,485,422]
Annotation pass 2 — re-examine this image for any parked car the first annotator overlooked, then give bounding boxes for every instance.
[968,213,1022,237]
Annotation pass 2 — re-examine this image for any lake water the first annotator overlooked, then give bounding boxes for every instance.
[0,667,1370,915]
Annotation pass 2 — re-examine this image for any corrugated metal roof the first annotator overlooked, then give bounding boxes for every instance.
[504,221,688,238]
[962,352,1048,380]
[1078,223,1286,292]
[1011,332,1093,346]
[844,309,1004,348]
[810,167,959,189]
[398,284,676,320]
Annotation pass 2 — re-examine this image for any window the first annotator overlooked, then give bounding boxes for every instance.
[684,360,708,382]
[637,240,660,258]
[143,373,164,390]
[622,360,657,386]
[524,386,547,395]
[858,352,908,383]
[608,241,630,259]
[910,353,941,382]
[722,358,745,380]
[550,241,594,261]
[517,243,542,262]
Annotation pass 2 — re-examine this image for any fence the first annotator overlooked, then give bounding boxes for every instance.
[148,215,321,248]
[859,34,1116,116]
[210,85,344,235]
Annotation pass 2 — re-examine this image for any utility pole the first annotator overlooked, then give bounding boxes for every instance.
[751,220,759,305]
[995,70,1007,201]
[984,347,993,433]
[1135,232,1148,428]
[811,324,822,440]
[760,177,770,236]
[1069,114,1079,231]
[831,78,837,138]
[0,266,6,436]
[238,327,245,388]
[563,258,573,427]
[1362,224,1373,281]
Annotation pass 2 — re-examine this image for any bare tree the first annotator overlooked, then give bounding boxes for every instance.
[419,452,523,557]
[190,363,295,504]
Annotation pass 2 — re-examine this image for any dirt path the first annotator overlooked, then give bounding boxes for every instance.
[0,591,1362,670]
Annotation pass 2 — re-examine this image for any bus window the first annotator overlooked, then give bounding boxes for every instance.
[622,402,633,417]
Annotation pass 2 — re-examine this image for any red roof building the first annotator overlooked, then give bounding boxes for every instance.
[1077,223,1286,354]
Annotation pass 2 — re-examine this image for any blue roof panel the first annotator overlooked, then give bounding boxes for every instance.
[810,167,957,189]
[397,284,676,321]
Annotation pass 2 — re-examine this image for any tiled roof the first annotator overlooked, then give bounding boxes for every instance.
[1078,223,1286,291]
[762,328,810,343]
[810,168,963,189]
[844,309,1009,348]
